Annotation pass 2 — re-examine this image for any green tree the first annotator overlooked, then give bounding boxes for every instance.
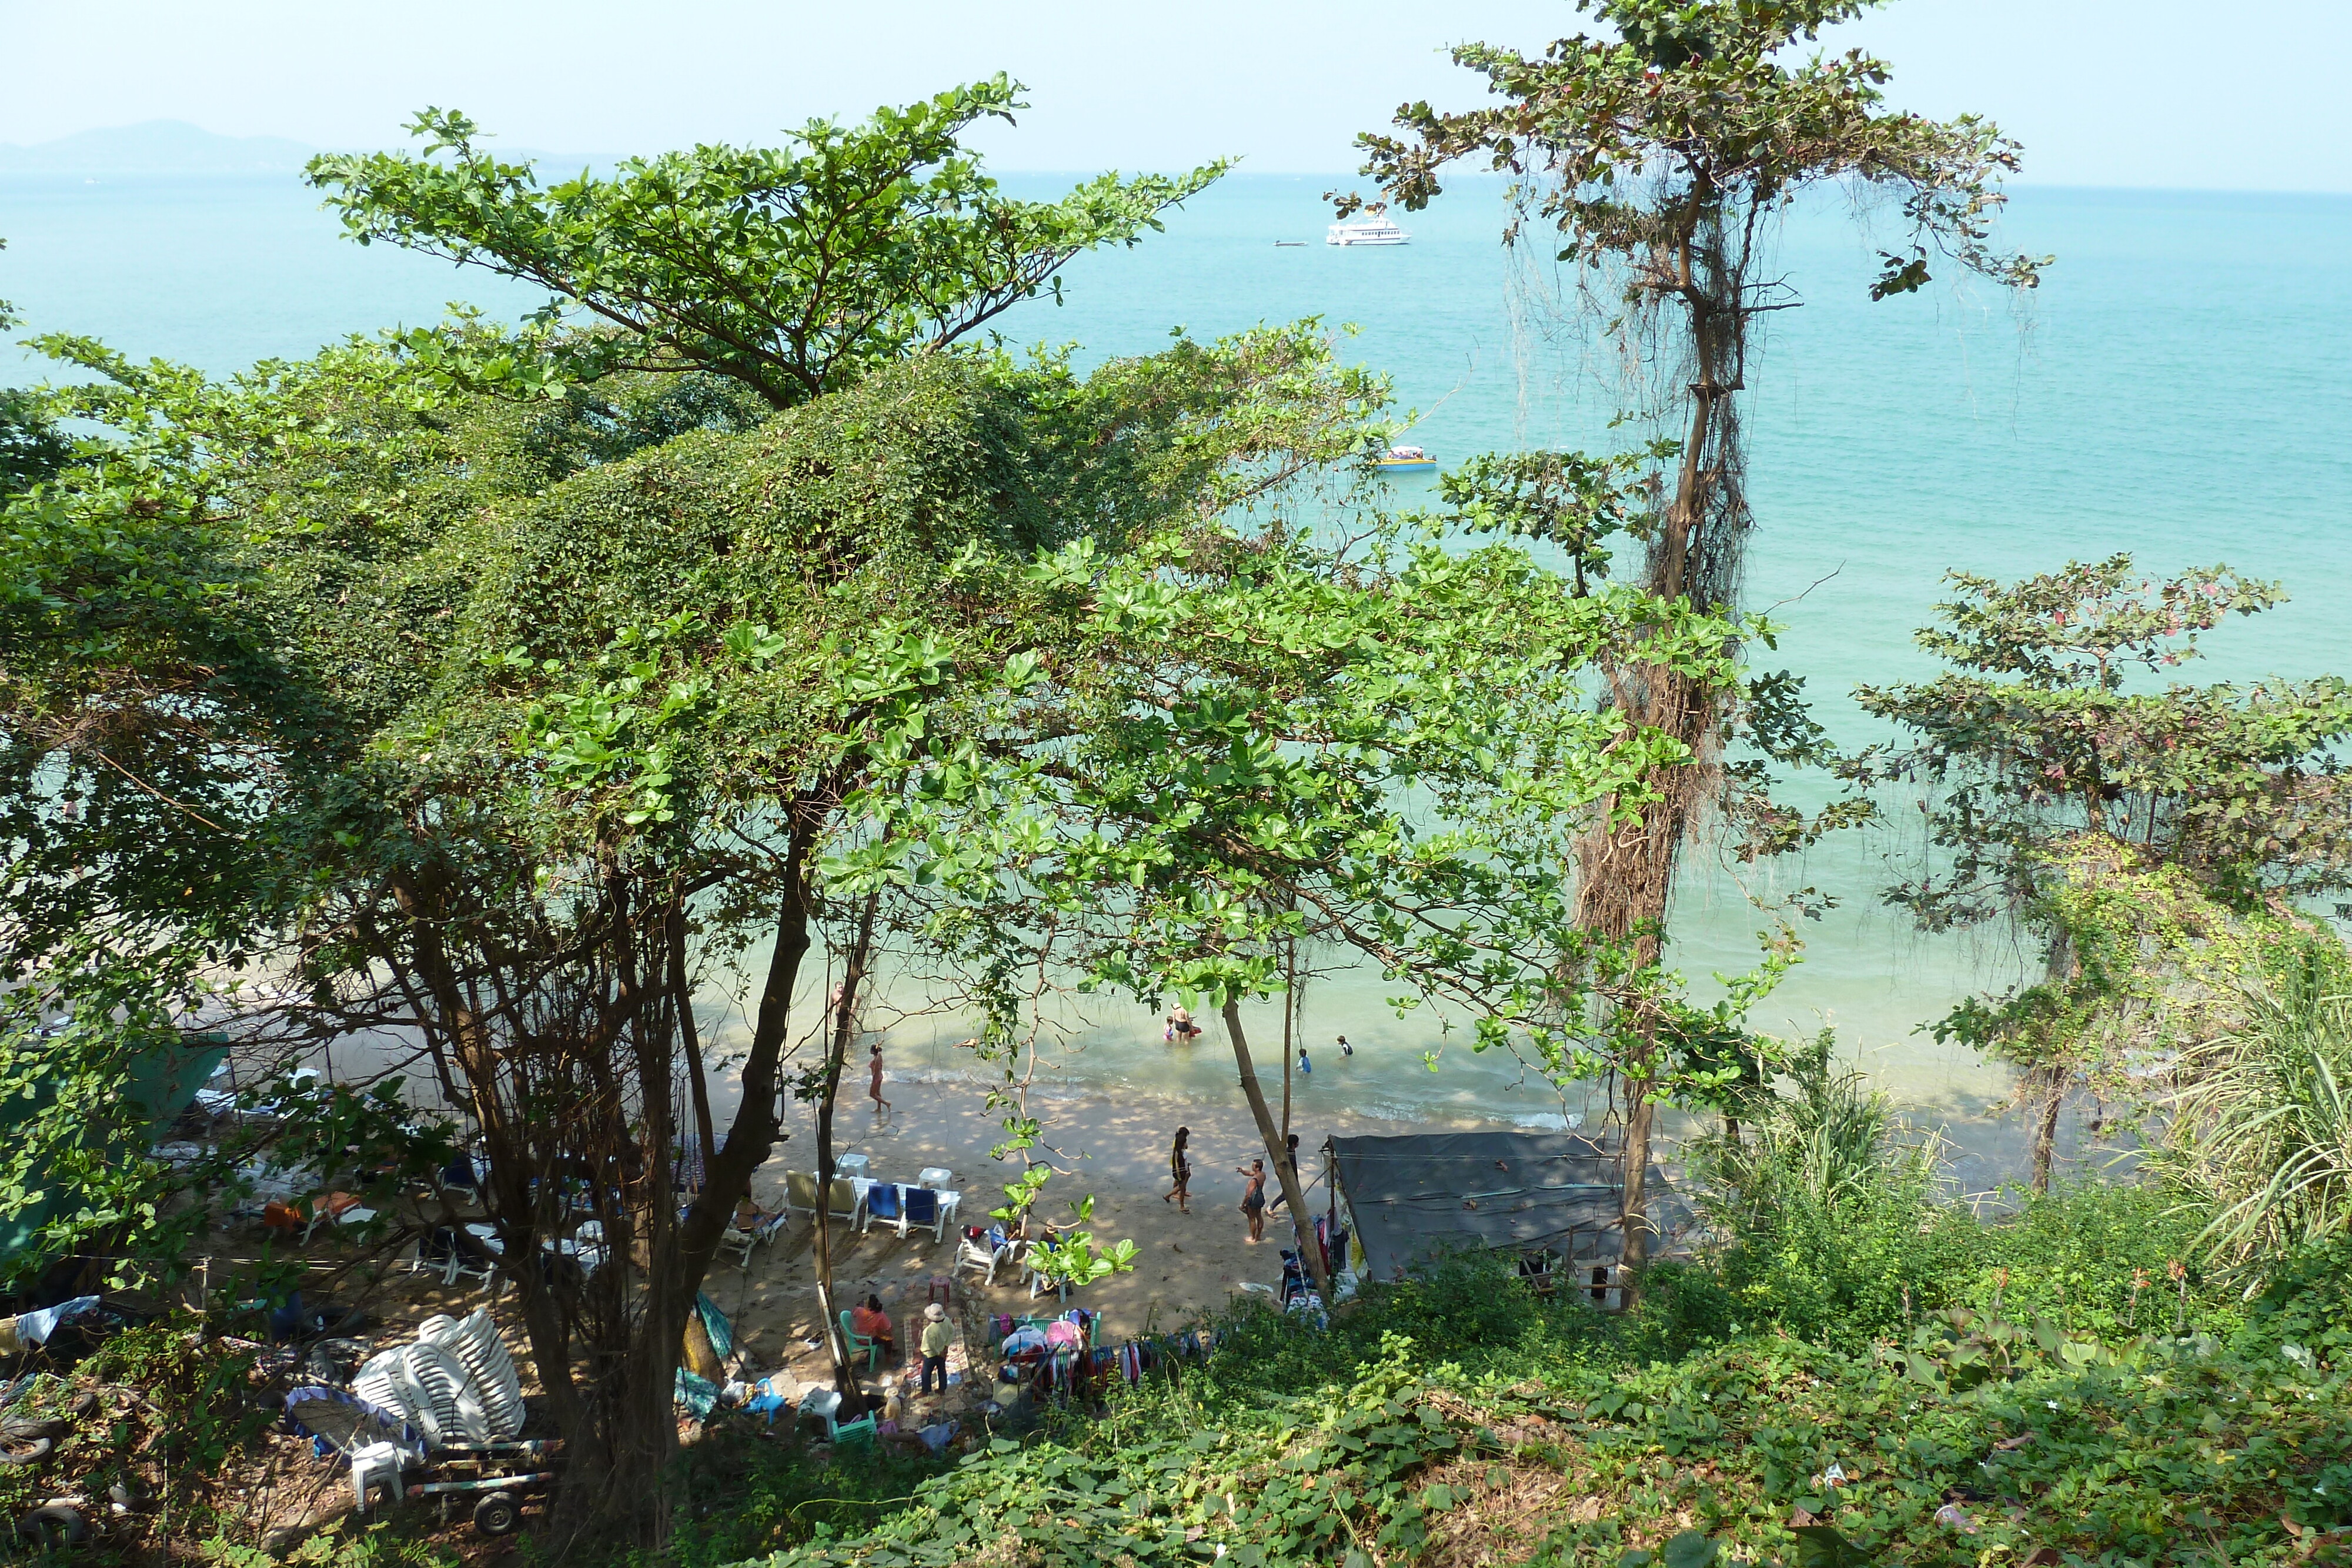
[1,317,1385,1534]
[305,78,1222,410]
[1,245,74,497]
[1845,556,2352,1188]
[851,516,1749,1295]
[1351,0,2047,1279]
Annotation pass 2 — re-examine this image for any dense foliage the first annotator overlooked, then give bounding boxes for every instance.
[695,1218,2350,1568]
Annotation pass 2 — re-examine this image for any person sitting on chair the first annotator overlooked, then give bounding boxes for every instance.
[852,1294,896,1359]
[735,1187,786,1238]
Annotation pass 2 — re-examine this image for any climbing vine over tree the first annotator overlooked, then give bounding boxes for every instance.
[1352,0,2048,1279]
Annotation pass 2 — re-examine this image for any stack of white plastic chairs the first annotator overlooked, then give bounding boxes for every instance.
[426,1309,526,1438]
[351,1308,525,1450]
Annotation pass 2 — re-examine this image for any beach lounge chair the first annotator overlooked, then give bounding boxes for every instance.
[410,1226,500,1295]
[902,1186,944,1242]
[957,1231,1020,1286]
[860,1183,903,1236]
[825,1177,864,1228]
[838,1309,883,1373]
[784,1171,821,1222]
[719,1207,789,1272]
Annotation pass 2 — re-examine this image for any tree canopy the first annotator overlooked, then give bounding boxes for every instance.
[306,78,1225,409]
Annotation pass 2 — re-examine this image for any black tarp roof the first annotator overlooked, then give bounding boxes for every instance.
[1331,1129,1686,1282]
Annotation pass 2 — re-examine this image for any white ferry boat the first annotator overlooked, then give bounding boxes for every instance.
[1326,205,1410,246]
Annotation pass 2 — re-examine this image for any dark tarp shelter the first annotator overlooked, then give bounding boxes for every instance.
[0,1033,229,1286]
[1330,1129,1689,1284]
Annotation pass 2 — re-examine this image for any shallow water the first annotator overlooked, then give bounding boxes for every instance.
[8,172,2349,1182]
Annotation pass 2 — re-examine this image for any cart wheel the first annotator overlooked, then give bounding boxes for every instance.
[473,1493,522,1537]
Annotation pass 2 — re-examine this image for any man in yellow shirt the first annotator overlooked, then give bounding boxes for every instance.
[919,1302,955,1395]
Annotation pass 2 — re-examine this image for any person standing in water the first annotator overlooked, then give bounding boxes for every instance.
[1237,1158,1267,1242]
[1297,1044,1312,1078]
[868,1042,891,1114]
[1336,1035,1354,1057]
[1163,1126,1192,1211]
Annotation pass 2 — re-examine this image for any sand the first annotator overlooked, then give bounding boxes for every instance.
[707,1071,1471,1395]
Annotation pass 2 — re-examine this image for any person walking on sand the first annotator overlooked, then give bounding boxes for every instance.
[868,1042,891,1114]
[919,1302,955,1395]
[1163,1126,1193,1212]
[1237,1158,1267,1243]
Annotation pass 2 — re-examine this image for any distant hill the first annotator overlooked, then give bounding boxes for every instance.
[0,120,318,175]
[0,120,620,177]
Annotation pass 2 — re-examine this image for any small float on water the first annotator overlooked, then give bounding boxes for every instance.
[1376,444,1436,474]
[1327,205,1409,246]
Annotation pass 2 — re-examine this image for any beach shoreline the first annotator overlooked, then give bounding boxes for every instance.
[712,1071,1562,1394]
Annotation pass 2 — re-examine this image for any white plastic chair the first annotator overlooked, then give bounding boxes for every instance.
[355,1350,442,1447]
[402,1341,492,1446]
[957,1233,1020,1287]
[420,1310,525,1439]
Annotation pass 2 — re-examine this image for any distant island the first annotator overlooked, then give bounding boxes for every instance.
[0,119,317,175]
[0,119,609,177]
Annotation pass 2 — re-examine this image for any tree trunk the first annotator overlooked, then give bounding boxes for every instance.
[1570,207,1752,1302]
[2029,1070,2065,1193]
[1221,997,1330,1296]
[1279,937,1296,1150]
[670,905,717,1166]
[1573,660,1712,1293]
[813,887,882,1409]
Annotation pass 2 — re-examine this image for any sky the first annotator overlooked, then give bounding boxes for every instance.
[2,0,2348,192]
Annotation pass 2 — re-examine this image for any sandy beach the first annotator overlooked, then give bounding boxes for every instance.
[708,1071,1518,1393]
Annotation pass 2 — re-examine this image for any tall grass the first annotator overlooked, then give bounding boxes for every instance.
[1693,1031,1939,1230]
[2156,948,2352,1265]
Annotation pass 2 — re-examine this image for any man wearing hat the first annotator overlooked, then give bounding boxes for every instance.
[919,1302,956,1396]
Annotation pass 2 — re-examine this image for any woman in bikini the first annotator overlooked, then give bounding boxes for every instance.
[1163,1126,1193,1212]
[1237,1157,1267,1243]
[868,1042,891,1114]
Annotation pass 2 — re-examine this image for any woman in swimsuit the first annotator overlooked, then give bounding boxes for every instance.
[1163,1126,1192,1212]
[1237,1157,1267,1243]
[868,1042,891,1114]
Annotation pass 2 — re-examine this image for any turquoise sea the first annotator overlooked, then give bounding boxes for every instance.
[8,172,2350,1182]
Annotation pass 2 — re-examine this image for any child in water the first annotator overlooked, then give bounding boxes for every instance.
[1297,1044,1311,1077]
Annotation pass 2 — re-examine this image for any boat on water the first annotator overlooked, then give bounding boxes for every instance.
[1326,206,1409,246]
[1376,444,1436,473]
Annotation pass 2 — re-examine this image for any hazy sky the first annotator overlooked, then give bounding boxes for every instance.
[4,0,2347,191]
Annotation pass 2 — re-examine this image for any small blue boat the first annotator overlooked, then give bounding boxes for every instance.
[1375,444,1437,474]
